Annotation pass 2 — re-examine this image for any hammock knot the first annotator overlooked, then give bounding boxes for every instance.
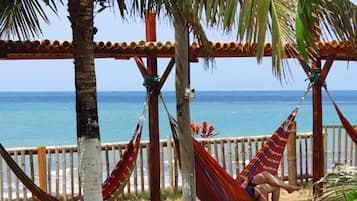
[143,75,160,92]
[307,68,321,86]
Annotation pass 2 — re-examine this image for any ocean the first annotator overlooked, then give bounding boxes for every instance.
[1,90,357,148]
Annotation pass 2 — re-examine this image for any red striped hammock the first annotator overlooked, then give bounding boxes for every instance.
[163,88,307,201]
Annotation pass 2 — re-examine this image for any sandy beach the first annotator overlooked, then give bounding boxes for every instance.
[147,189,314,201]
[279,189,313,201]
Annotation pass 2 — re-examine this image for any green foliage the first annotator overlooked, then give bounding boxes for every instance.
[0,0,63,40]
[315,164,357,201]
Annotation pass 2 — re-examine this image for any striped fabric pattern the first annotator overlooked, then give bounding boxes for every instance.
[236,110,297,184]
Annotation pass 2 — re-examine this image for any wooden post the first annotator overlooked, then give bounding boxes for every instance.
[287,121,297,186]
[145,12,161,201]
[312,59,324,195]
[37,146,47,192]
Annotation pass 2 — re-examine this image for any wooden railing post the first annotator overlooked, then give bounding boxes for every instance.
[37,146,47,192]
[287,121,297,186]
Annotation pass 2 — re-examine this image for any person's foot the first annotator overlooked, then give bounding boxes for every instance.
[286,186,301,193]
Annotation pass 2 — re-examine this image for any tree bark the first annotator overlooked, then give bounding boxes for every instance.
[174,14,196,201]
[68,1,102,201]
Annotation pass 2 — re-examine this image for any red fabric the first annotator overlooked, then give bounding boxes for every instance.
[333,102,357,145]
[102,125,142,200]
[194,139,253,201]
[170,108,297,201]
[236,110,296,183]
[171,116,253,201]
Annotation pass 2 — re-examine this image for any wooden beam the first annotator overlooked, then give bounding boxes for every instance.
[133,56,147,78]
[145,12,161,201]
[319,57,334,84]
[2,40,356,60]
[312,65,323,196]
[157,58,175,91]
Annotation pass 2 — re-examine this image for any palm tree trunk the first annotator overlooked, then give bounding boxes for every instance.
[173,13,196,201]
[68,1,102,201]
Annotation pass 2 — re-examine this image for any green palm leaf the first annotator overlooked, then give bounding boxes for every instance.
[0,0,63,40]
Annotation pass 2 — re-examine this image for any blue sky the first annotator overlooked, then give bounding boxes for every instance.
[0,3,356,91]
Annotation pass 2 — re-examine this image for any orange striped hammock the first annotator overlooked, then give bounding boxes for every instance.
[0,99,148,201]
[324,86,357,145]
[161,88,309,201]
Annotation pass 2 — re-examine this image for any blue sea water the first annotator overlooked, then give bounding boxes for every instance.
[0,90,356,148]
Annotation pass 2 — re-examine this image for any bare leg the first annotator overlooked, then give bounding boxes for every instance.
[252,171,300,193]
[254,186,269,201]
[256,184,280,201]
[271,187,280,201]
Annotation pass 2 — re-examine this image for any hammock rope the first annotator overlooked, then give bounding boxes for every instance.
[323,84,357,145]
[0,96,149,201]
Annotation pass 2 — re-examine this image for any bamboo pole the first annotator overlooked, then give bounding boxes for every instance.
[323,127,328,174]
[21,150,27,201]
[305,138,309,183]
[47,149,52,195]
[281,153,285,180]
[37,146,47,192]
[332,127,336,172]
[111,145,116,169]
[299,136,303,184]
[78,155,81,199]
[105,146,110,177]
[14,151,19,201]
[287,121,297,185]
[167,136,173,190]
[173,145,179,193]
[241,141,246,168]
[139,145,144,193]
[350,137,353,166]
[146,145,150,193]
[220,141,226,170]
[70,149,74,201]
[227,140,233,176]
[62,148,67,201]
[29,150,34,182]
[247,139,252,160]
[134,159,138,195]
[55,148,60,198]
[7,161,12,201]
[214,141,218,162]
[160,142,164,189]
[234,140,240,176]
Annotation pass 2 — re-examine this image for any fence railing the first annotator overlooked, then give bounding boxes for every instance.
[0,124,356,200]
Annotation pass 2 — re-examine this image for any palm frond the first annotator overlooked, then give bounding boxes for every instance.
[270,0,297,81]
[236,0,296,81]
[317,0,357,43]
[0,0,63,40]
[315,164,357,201]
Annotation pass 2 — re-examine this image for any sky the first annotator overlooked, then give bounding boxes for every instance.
[0,3,356,92]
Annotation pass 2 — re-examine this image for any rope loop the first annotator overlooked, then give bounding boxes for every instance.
[307,68,321,86]
[143,75,160,92]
